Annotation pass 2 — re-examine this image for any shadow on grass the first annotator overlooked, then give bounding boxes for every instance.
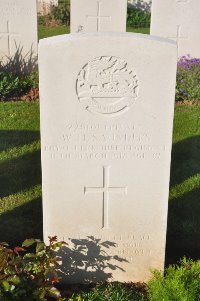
[0,197,43,247]
[166,135,200,265]
[0,130,40,152]
[59,236,128,284]
[0,130,41,198]
[0,130,42,245]
[0,150,41,198]
[166,187,200,266]
[170,136,200,187]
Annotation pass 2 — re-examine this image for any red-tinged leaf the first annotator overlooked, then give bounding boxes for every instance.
[7,248,14,254]
[61,241,67,245]
[51,276,59,284]
[14,247,25,253]
[48,236,58,243]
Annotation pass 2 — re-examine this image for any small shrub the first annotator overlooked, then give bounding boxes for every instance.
[0,237,66,301]
[38,15,47,26]
[0,46,38,101]
[148,258,200,301]
[127,7,151,28]
[38,14,61,28]
[50,0,70,26]
[0,71,38,101]
[176,55,200,102]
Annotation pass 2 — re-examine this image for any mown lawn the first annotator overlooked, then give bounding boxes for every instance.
[38,25,150,40]
[38,25,70,39]
[0,102,199,265]
[166,105,200,265]
[0,102,42,246]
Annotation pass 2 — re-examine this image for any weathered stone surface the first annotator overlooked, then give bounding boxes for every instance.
[71,0,127,33]
[151,0,200,57]
[0,0,37,63]
[39,33,177,283]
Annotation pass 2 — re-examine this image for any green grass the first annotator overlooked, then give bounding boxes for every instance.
[0,102,199,263]
[127,27,150,34]
[0,102,42,246]
[68,283,147,301]
[67,258,200,300]
[38,25,70,40]
[166,105,200,265]
[38,25,150,40]
[148,258,200,301]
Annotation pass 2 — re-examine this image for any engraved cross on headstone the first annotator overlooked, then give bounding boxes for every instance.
[168,25,189,53]
[0,21,20,56]
[84,166,127,229]
[86,1,111,32]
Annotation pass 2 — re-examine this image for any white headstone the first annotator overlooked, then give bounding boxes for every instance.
[71,0,127,33]
[0,0,37,63]
[37,0,58,16]
[39,32,177,283]
[151,0,200,57]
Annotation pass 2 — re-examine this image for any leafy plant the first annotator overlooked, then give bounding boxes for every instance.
[176,55,200,102]
[0,71,38,101]
[127,6,151,28]
[38,15,47,26]
[0,44,39,101]
[148,258,200,301]
[50,0,70,26]
[0,236,66,301]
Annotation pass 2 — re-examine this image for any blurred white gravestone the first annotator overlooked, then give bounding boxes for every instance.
[39,32,177,283]
[151,0,200,57]
[71,0,127,33]
[0,0,37,64]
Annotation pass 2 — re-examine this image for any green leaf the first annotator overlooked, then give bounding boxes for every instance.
[36,242,45,253]
[22,239,36,247]
[48,287,61,299]
[24,253,36,258]
[2,281,11,292]
[7,275,20,285]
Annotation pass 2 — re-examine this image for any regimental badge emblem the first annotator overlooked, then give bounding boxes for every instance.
[76,56,139,116]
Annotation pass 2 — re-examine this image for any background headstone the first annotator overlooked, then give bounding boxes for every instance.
[71,0,127,33]
[0,0,38,63]
[151,0,200,57]
[37,0,58,16]
[39,32,177,283]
